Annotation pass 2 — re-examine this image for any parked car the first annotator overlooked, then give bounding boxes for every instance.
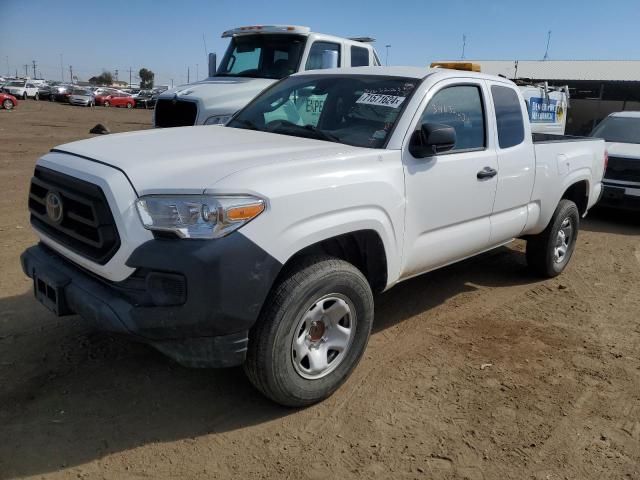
[0,92,18,110]
[154,24,380,127]
[590,111,640,210]
[21,66,605,407]
[50,84,74,102]
[100,92,135,108]
[68,88,95,107]
[37,84,53,100]
[2,79,40,100]
[132,90,157,109]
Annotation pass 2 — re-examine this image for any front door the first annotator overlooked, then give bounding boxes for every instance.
[400,80,498,279]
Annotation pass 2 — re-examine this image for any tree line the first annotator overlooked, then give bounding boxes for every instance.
[88,68,154,88]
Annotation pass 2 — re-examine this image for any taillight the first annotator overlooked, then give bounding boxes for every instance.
[604,150,608,171]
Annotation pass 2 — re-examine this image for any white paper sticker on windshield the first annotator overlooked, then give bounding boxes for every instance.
[356,93,406,108]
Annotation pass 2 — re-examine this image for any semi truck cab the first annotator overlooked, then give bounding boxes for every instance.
[153,25,380,128]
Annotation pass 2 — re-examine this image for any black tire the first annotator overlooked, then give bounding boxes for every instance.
[104,101,110,107]
[22,92,27,100]
[526,199,580,278]
[244,256,374,407]
[2,99,14,110]
[127,102,133,109]
[49,94,55,102]
[34,92,39,101]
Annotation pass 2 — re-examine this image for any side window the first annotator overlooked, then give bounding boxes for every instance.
[26,83,35,88]
[305,42,341,71]
[421,85,485,151]
[350,46,369,67]
[491,85,525,148]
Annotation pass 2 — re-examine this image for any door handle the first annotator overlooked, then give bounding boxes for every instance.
[477,167,497,180]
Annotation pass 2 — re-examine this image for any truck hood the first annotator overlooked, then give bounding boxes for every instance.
[605,142,640,159]
[161,77,276,116]
[51,126,361,195]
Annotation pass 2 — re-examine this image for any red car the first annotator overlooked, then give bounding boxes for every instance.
[100,92,135,108]
[0,92,18,110]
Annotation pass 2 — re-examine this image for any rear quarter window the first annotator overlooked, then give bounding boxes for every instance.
[351,46,370,67]
[491,85,525,149]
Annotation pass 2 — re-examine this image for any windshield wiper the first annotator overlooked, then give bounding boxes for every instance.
[302,125,341,143]
[265,120,341,143]
[232,119,259,131]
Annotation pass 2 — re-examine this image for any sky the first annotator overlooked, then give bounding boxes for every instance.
[1,0,639,86]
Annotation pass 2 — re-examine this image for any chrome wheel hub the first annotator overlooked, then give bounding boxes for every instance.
[291,294,356,380]
[554,217,573,264]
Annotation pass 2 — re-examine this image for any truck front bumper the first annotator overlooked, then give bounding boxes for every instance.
[20,234,282,368]
[598,183,640,211]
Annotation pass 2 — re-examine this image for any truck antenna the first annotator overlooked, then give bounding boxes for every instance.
[461,34,467,60]
[543,30,552,60]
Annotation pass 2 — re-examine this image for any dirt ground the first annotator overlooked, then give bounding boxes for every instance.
[0,101,639,480]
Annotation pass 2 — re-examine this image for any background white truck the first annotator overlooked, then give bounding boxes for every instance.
[589,111,640,210]
[22,66,605,407]
[153,25,380,127]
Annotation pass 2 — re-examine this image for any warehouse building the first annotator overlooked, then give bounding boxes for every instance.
[444,60,640,135]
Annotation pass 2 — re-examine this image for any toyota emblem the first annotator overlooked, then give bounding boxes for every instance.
[45,191,64,223]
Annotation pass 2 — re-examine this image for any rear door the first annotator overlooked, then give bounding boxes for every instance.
[487,82,535,243]
[400,78,499,278]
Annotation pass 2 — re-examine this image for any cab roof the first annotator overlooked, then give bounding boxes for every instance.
[293,65,514,83]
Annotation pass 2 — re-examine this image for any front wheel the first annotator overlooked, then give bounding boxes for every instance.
[22,92,27,100]
[2,99,14,110]
[526,199,580,278]
[244,256,374,407]
[104,101,110,107]
[34,92,39,101]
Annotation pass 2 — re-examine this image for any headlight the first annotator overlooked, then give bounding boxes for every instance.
[136,195,265,239]
[204,114,233,126]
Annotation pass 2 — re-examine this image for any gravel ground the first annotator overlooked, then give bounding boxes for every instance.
[0,100,639,480]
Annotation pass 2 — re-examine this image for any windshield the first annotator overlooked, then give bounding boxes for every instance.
[216,34,306,80]
[8,81,23,87]
[72,88,90,95]
[228,74,419,148]
[590,116,640,144]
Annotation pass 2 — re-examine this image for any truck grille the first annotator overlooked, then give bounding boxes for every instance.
[605,156,640,183]
[28,166,120,265]
[154,98,198,127]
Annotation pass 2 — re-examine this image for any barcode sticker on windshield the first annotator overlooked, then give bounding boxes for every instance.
[356,93,406,108]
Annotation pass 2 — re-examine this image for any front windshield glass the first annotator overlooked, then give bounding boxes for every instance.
[590,116,640,144]
[72,88,89,95]
[8,81,23,87]
[216,34,306,80]
[228,74,419,148]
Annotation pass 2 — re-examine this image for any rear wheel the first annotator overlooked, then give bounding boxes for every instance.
[526,199,580,278]
[104,101,110,107]
[34,92,39,101]
[22,92,27,100]
[244,256,374,407]
[126,102,133,109]
[2,99,14,110]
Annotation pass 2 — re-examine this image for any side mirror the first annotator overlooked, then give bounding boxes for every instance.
[409,122,456,158]
[208,53,217,77]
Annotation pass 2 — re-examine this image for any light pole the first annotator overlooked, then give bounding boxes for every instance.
[385,45,391,66]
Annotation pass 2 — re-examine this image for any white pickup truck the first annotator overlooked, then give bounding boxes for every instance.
[589,111,640,210]
[153,25,380,127]
[22,67,605,406]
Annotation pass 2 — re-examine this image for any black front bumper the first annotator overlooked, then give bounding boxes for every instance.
[21,234,282,367]
[598,184,640,211]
